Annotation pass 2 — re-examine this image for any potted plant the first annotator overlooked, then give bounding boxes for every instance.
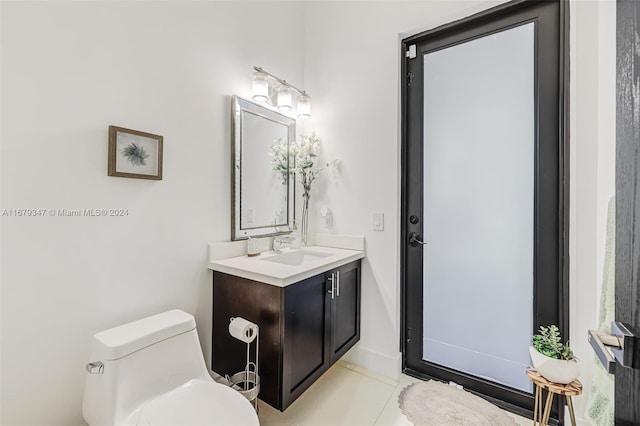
[529,325,579,384]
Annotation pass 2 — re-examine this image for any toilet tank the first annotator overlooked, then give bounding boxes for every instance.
[82,310,210,425]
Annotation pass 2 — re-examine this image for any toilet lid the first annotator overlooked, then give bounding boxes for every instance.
[136,379,259,426]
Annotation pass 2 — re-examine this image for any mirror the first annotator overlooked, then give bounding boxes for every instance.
[231,95,295,240]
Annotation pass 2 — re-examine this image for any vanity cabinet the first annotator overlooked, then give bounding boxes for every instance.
[211,259,361,411]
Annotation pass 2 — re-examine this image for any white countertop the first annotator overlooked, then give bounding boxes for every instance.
[208,245,365,287]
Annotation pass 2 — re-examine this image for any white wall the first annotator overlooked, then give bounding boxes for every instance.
[595,0,616,311]
[569,0,616,422]
[569,0,600,420]
[0,2,303,424]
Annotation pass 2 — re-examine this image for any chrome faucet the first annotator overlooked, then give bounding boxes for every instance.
[273,235,295,253]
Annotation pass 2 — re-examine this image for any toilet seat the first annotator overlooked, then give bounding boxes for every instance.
[135,379,259,426]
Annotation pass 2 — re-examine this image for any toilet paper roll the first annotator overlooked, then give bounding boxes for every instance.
[228,317,258,343]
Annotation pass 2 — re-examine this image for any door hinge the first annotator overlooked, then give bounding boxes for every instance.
[407,72,414,87]
[407,327,412,342]
[405,44,417,59]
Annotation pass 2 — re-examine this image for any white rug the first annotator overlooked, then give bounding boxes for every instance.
[398,380,518,426]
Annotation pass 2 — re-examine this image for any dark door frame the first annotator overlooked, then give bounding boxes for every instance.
[400,0,569,421]
[615,1,640,423]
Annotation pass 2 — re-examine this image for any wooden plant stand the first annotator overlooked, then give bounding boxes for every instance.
[526,367,582,426]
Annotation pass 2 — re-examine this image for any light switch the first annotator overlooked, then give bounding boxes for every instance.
[372,212,384,231]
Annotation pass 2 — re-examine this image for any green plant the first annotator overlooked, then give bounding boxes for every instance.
[532,325,576,361]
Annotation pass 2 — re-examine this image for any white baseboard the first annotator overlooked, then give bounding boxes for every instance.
[341,345,402,381]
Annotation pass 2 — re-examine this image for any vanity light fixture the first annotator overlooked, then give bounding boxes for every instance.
[297,94,311,119]
[251,71,269,102]
[251,66,311,119]
[277,85,292,112]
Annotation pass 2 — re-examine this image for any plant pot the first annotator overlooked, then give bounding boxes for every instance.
[529,346,580,384]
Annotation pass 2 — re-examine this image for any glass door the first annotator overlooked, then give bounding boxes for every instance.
[402,0,567,418]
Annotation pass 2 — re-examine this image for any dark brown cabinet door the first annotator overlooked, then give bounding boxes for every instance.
[282,273,331,408]
[329,261,361,364]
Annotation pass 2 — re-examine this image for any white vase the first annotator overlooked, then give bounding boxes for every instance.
[529,346,580,384]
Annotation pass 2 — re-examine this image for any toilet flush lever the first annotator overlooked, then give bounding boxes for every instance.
[86,361,104,374]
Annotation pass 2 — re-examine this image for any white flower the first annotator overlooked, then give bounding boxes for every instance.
[270,131,335,200]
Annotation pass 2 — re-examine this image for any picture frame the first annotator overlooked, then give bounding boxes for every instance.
[108,125,163,180]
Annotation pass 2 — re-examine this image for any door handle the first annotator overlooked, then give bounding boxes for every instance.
[611,321,640,369]
[408,232,428,247]
[589,321,640,372]
[336,271,340,297]
[588,330,617,374]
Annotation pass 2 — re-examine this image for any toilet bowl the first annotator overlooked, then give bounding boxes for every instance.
[82,309,259,425]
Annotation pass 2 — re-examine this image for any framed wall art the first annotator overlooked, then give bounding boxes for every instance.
[108,125,163,180]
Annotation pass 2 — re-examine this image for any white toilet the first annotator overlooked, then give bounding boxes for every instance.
[82,309,259,425]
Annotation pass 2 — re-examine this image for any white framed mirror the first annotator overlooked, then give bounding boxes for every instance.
[231,95,295,240]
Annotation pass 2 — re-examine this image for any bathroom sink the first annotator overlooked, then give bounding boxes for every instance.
[263,250,332,266]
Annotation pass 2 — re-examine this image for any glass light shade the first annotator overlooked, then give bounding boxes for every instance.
[251,71,269,102]
[297,95,311,119]
[277,86,292,112]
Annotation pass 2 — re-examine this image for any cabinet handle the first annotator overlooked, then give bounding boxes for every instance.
[336,271,340,297]
[328,273,335,299]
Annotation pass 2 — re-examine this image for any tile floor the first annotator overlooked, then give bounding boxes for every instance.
[257,361,531,426]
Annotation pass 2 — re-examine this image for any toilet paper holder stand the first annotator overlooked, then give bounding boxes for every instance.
[227,317,260,411]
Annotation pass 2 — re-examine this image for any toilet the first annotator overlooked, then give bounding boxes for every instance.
[82,309,259,425]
